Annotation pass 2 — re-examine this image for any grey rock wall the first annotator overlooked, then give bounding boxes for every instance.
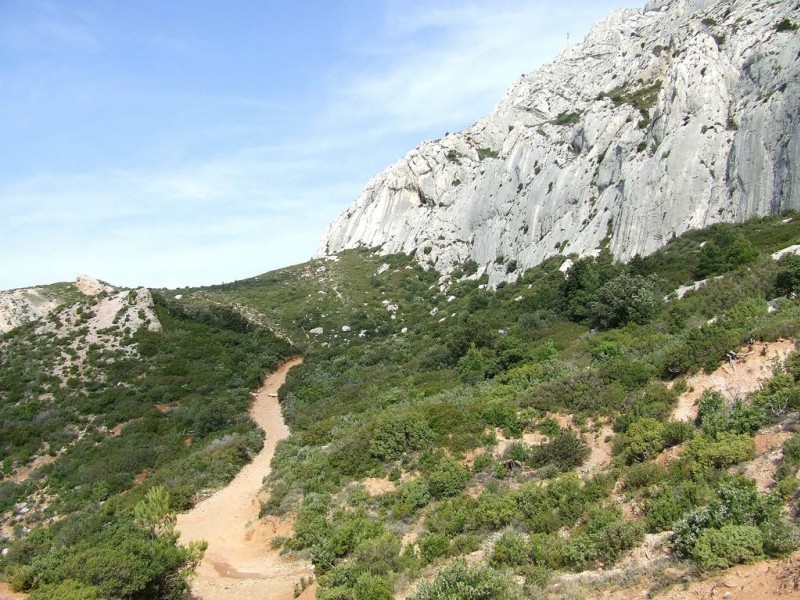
[318,0,800,286]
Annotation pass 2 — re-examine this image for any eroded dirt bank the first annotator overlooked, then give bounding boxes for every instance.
[177,357,315,600]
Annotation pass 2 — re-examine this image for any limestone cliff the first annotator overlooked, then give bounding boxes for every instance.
[318,0,800,286]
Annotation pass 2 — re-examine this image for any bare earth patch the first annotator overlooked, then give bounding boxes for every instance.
[9,454,56,484]
[362,477,397,496]
[653,549,800,600]
[176,358,314,600]
[671,339,795,422]
[0,583,26,600]
[736,427,795,492]
[579,424,615,477]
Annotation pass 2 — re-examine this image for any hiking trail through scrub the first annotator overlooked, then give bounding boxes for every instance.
[177,357,315,600]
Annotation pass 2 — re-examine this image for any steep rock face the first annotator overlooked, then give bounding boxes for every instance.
[318,0,800,286]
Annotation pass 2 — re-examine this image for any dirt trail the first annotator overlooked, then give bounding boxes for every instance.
[177,357,315,600]
[0,583,26,600]
[654,549,800,600]
[671,339,795,422]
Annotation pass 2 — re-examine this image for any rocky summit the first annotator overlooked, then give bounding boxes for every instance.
[318,0,800,286]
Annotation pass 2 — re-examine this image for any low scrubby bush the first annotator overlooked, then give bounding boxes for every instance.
[691,525,763,570]
[410,560,524,600]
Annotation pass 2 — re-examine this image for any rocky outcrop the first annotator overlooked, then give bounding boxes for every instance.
[81,288,163,344]
[0,288,58,334]
[75,274,114,297]
[0,276,162,336]
[318,0,800,286]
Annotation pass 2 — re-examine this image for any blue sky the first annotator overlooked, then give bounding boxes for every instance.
[1,0,642,290]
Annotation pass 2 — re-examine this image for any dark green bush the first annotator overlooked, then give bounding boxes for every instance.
[776,254,800,296]
[27,580,103,600]
[663,421,695,446]
[696,390,729,437]
[418,533,450,564]
[661,324,741,377]
[683,432,754,472]
[620,418,666,463]
[598,357,656,392]
[474,491,517,530]
[490,531,529,568]
[646,480,713,533]
[425,497,475,536]
[624,462,667,490]
[353,573,394,600]
[410,560,524,600]
[529,429,590,471]
[425,458,471,499]
[528,533,566,569]
[692,525,763,570]
[672,478,792,562]
[368,412,434,461]
[590,274,660,328]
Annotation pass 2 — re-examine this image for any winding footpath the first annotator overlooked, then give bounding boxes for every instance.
[177,357,315,600]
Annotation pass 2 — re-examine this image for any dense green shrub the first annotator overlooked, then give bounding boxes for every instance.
[425,458,471,499]
[458,345,498,384]
[775,254,800,296]
[590,274,660,328]
[696,390,729,437]
[410,560,524,600]
[683,432,754,471]
[661,324,741,376]
[558,253,623,322]
[691,525,763,570]
[646,480,714,533]
[695,233,759,278]
[529,429,590,471]
[590,518,645,565]
[424,497,474,537]
[672,478,793,563]
[474,491,517,530]
[624,461,668,490]
[353,573,394,600]
[418,532,450,564]
[526,370,625,414]
[663,423,693,448]
[396,479,431,510]
[620,418,666,463]
[616,383,679,431]
[529,532,568,569]
[559,506,644,569]
[27,580,103,600]
[368,412,435,461]
[598,357,656,392]
[490,531,529,568]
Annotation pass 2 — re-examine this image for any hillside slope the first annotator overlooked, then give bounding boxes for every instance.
[318,0,800,286]
[3,216,800,598]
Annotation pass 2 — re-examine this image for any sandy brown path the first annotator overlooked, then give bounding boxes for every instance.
[177,357,315,600]
[0,583,26,600]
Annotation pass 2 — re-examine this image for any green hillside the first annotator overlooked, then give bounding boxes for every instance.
[3,212,800,599]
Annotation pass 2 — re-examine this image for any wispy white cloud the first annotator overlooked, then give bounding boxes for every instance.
[1,0,642,291]
[0,137,367,288]
[323,0,620,135]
